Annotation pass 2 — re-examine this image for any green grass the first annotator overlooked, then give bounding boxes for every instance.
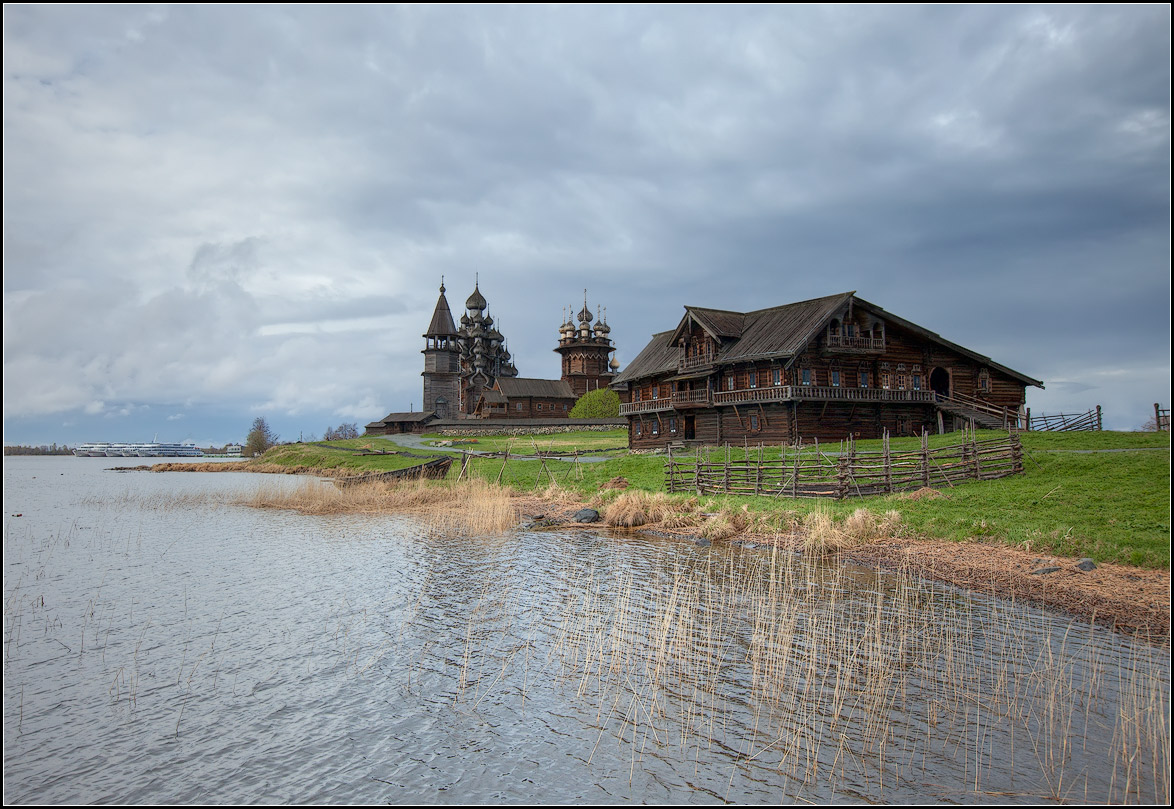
[255,430,1170,568]
[418,429,628,454]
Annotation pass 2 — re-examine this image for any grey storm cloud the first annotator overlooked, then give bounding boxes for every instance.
[3,3,1168,444]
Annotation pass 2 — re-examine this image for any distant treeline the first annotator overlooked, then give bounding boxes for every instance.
[4,444,75,456]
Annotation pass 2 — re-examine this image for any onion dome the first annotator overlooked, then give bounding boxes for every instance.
[578,303,593,324]
[466,283,487,312]
[483,312,494,328]
[609,355,620,372]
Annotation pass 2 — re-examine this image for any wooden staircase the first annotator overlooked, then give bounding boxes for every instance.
[935,393,1020,431]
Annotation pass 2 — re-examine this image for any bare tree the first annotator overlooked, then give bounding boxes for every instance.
[245,417,278,457]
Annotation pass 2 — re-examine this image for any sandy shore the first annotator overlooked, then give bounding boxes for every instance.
[512,493,1171,640]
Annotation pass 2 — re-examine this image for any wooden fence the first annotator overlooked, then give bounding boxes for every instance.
[1156,403,1170,432]
[1025,405,1102,432]
[666,431,1023,499]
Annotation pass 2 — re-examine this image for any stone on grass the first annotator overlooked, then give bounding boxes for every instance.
[573,508,600,523]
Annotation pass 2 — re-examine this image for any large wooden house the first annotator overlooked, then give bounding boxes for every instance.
[611,292,1043,449]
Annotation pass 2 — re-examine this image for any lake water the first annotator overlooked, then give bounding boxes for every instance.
[3,456,1169,804]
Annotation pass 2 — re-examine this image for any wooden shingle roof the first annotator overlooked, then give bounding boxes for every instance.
[424,285,459,337]
[613,292,1043,389]
[497,377,576,399]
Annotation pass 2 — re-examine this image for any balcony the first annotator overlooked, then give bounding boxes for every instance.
[712,385,936,405]
[677,353,717,373]
[671,388,711,408]
[825,335,885,352]
[622,385,936,415]
[618,398,675,416]
[619,388,712,416]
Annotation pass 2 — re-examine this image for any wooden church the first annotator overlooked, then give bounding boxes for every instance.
[366,281,619,434]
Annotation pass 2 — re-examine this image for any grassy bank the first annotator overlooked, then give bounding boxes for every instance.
[246,429,1170,568]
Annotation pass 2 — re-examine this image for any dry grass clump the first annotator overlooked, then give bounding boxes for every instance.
[604,491,678,528]
[802,507,847,555]
[804,507,903,555]
[699,509,748,541]
[896,486,946,501]
[238,478,517,535]
[842,507,903,542]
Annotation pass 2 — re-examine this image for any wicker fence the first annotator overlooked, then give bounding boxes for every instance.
[666,432,1023,499]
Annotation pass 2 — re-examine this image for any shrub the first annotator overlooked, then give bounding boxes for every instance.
[570,388,621,418]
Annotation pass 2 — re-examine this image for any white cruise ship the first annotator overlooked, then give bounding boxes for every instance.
[73,441,204,458]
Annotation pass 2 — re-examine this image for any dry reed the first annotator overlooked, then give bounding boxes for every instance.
[237,478,517,535]
[542,545,1170,803]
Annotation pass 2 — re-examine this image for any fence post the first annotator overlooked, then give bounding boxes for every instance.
[667,443,674,492]
[793,441,800,497]
[1025,407,1031,431]
[1096,405,1102,431]
[921,430,930,487]
[724,443,730,493]
[1011,433,1022,474]
[1157,403,1162,431]
[884,430,892,494]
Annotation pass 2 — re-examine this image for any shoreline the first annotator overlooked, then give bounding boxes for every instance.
[510,492,1171,640]
[141,460,1170,640]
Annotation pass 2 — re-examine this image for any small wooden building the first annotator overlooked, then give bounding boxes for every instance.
[475,377,578,418]
[364,411,440,435]
[612,292,1043,449]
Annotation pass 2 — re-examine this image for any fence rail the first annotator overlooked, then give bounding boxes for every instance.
[665,431,1023,499]
[1026,406,1102,432]
[1156,403,1170,432]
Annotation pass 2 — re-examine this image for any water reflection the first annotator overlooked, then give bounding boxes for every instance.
[3,457,1170,804]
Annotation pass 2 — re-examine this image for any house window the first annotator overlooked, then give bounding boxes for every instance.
[860,369,870,388]
[912,373,922,391]
[651,421,659,435]
[537,403,543,411]
[635,422,642,436]
[801,368,811,385]
[633,388,641,402]
[831,369,841,387]
[897,373,907,391]
[652,385,659,400]
[978,369,991,393]
[772,368,781,386]
[846,323,856,338]
[669,417,677,433]
[881,372,891,390]
[750,413,759,431]
[516,402,523,411]
[563,403,568,411]
[749,370,758,389]
[726,375,735,391]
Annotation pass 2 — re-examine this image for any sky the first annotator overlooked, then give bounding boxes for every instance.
[3,4,1169,447]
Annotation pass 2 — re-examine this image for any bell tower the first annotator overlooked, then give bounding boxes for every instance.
[421,280,461,418]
